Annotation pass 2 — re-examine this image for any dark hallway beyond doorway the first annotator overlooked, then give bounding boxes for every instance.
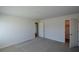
[35,22,39,38]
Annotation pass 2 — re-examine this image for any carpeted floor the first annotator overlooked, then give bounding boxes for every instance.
[0,37,79,52]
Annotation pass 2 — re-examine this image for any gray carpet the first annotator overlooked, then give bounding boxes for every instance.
[0,37,79,52]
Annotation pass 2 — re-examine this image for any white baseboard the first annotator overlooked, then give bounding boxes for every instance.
[39,36,64,43]
[0,39,33,49]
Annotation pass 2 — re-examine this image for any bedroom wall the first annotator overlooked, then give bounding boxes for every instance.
[0,15,35,48]
[39,13,79,42]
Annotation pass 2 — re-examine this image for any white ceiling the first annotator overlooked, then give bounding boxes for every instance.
[0,6,79,20]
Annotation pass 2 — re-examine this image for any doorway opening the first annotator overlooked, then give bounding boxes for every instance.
[65,20,70,47]
[35,22,39,38]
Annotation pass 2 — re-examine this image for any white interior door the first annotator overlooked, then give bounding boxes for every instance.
[69,18,78,48]
[39,22,44,38]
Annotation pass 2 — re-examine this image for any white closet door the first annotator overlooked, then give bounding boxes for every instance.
[69,18,78,48]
